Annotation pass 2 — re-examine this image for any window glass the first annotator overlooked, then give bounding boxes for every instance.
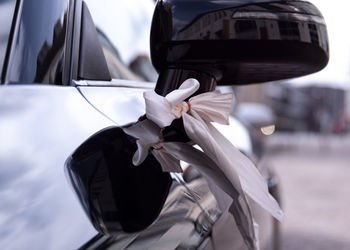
[84,0,154,64]
[84,0,157,82]
[5,0,69,84]
[97,29,143,81]
[0,0,16,80]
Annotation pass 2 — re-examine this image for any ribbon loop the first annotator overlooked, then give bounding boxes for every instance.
[189,91,233,125]
[145,78,233,128]
[123,120,182,173]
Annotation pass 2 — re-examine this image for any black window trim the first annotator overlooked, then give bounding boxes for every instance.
[1,0,21,84]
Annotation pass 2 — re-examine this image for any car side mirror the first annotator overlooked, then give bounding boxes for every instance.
[150,0,329,95]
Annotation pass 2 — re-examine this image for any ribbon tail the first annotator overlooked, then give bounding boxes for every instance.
[132,140,149,166]
[206,121,283,221]
[152,147,183,173]
[162,142,257,250]
[123,120,164,166]
[184,108,282,221]
[182,113,243,193]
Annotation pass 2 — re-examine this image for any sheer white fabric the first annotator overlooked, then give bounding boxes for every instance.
[124,78,283,250]
[124,120,258,249]
[123,120,183,173]
[144,78,282,222]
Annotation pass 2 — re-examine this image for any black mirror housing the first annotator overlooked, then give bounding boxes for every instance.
[151,0,329,90]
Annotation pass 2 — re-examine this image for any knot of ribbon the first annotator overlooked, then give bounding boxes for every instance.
[170,101,190,118]
[144,78,232,128]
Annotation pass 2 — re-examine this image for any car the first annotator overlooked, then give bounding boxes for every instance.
[0,0,328,249]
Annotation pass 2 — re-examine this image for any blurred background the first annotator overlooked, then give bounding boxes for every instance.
[233,1,350,249]
[86,0,350,249]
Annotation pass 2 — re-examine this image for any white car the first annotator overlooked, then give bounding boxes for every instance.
[0,0,328,249]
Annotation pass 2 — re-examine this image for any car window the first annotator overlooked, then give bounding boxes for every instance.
[4,0,69,85]
[84,0,153,64]
[0,0,16,81]
[97,29,143,81]
[83,0,155,82]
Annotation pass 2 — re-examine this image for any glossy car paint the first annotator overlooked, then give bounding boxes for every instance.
[76,80,151,125]
[0,0,281,249]
[0,85,115,249]
[150,0,329,86]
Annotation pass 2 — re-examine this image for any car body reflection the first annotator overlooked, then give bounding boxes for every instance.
[151,0,329,85]
[65,126,172,234]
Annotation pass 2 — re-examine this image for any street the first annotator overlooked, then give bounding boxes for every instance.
[266,134,350,250]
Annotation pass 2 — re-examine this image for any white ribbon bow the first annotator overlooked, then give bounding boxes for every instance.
[124,119,258,249]
[144,78,283,222]
[124,78,283,250]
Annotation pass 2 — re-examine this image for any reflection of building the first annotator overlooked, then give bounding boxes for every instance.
[177,6,327,49]
[35,18,66,83]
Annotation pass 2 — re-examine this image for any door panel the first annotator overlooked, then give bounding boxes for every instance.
[76,80,275,250]
[0,85,114,249]
[77,80,153,126]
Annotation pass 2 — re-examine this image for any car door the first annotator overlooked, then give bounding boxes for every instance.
[0,0,179,249]
[0,0,277,249]
[0,0,118,249]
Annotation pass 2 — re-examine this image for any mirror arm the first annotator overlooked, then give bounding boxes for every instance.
[155,68,217,96]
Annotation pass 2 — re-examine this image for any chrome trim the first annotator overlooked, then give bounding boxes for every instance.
[74,79,155,89]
